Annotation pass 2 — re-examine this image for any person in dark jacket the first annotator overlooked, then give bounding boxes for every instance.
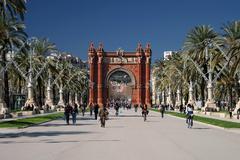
[237,108,240,119]
[94,103,99,120]
[64,103,73,125]
[160,104,165,118]
[72,103,79,125]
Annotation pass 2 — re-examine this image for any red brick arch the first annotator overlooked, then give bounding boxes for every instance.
[88,43,151,107]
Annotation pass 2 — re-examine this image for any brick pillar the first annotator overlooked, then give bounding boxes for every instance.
[97,44,104,107]
[88,43,96,105]
[136,43,143,105]
[145,56,151,106]
[89,56,95,104]
[97,56,103,107]
[145,44,152,107]
[138,57,142,104]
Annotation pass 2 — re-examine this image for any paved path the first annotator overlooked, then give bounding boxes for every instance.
[0,109,239,160]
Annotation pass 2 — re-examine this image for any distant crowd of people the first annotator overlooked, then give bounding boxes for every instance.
[64,99,240,129]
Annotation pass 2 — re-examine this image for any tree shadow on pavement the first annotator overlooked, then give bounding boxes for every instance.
[116,115,158,118]
[192,127,211,130]
[0,139,120,144]
[39,123,97,127]
[0,131,94,139]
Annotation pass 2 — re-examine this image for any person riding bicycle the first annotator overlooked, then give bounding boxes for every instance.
[142,104,148,121]
[186,104,194,128]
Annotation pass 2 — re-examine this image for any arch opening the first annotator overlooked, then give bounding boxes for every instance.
[107,69,135,103]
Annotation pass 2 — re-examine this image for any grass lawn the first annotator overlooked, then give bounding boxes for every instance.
[0,112,64,128]
[151,109,240,128]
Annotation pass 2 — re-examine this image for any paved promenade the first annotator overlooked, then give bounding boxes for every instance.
[0,109,239,160]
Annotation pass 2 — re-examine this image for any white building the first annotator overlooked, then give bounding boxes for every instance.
[163,51,173,60]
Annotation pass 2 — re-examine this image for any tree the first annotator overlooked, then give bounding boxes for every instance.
[183,25,218,107]
[0,17,27,108]
[218,21,240,108]
[0,0,27,20]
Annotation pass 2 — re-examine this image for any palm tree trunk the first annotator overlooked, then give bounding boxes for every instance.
[37,78,42,107]
[42,84,45,106]
[18,76,22,94]
[228,85,233,109]
[1,51,10,108]
[52,84,56,104]
[200,78,205,107]
[235,77,240,101]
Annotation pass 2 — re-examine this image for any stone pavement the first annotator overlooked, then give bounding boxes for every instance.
[0,108,240,160]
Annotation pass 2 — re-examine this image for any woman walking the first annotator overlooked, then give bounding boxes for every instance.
[72,103,79,125]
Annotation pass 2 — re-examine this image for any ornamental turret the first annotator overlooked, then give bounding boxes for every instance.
[144,43,152,57]
[88,42,96,57]
[136,43,144,57]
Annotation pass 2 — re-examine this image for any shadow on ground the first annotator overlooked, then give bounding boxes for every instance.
[39,123,97,127]
[0,131,94,139]
[109,115,158,118]
[192,127,211,130]
[0,139,121,144]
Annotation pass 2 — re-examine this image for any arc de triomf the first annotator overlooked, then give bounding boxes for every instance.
[88,43,152,107]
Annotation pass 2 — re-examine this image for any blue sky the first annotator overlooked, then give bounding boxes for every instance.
[25,0,239,61]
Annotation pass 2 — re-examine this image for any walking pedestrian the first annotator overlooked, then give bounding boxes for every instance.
[142,104,148,121]
[237,108,240,120]
[134,104,138,112]
[72,103,78,125]
[81,103,86,116]
[89,102,93,116]
[94,103,99,120]
[186,104,194,128]
[115,103,120,116]
[229,107,233,119]
[99,106,108,127]
[64,103,72,125]
[160,104,165,118]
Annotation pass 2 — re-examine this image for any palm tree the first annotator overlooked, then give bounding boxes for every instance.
[0,17,27,108]
[183,25,218,107]
[220,21,240,109]
[30,38,57,107]
[0,0,27,20]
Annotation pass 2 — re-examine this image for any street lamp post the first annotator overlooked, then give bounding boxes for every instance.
[58,82,65,107]
[44,72,54,110]
[203,40,217,111]
[187,81,196,109]
[24,39,37,110]
[176,87,181,107]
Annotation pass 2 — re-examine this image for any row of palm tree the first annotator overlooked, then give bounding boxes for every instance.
[153,21,240,111]
[0,1,89,113]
